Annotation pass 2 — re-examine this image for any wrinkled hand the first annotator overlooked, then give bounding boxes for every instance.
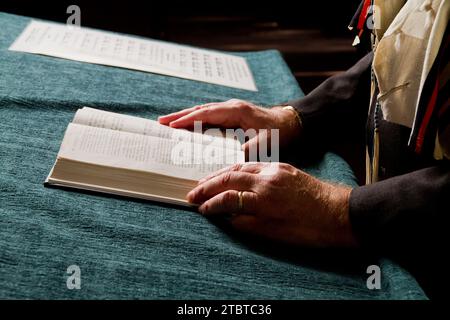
[158,99,302,157]
[187,162,357,248]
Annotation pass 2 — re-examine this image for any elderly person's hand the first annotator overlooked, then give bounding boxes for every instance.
[158,99,302,157]
[187,162,358,248]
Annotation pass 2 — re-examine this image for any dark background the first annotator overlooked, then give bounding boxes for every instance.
[1,0,362,94]
[1,0,366,181]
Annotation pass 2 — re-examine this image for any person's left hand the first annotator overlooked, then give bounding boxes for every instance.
[187,162,358,248]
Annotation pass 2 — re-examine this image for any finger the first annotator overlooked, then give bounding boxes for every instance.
[169,104,235,128]
[158,106,200,125]
[158,103,219,125]
[242,137,259,162]
[198,162,263,184]
[230,215,275,239]
[199,190,257,215]
[230,214,260,233]
[242,129,275,162]
[188,171,256,204]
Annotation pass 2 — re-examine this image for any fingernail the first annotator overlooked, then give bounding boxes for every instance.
[186,191,194,202]
[198,204,208,215]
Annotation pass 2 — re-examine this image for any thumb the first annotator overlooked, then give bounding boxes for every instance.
[243,137,259,162]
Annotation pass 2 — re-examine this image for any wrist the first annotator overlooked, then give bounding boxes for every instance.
[282,106,303,129]
[273,106,303,145]
[325,185,359,248]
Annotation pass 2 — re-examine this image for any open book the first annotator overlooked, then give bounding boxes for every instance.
[45,107,245,206]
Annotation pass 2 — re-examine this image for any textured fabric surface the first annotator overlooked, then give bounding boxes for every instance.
[0,12,426,299]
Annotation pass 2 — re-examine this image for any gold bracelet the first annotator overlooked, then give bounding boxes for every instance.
[282,105,303,128]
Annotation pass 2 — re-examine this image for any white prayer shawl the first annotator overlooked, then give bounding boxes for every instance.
[372,0,450,160]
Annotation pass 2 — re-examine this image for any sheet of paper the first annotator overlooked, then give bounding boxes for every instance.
[9,20,257,91]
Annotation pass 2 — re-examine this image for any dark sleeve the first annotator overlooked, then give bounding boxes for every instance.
[349,164,450,250]
[287,52,373,147]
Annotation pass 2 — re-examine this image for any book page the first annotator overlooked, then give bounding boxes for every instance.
[58,123,245,181]
[73,107,242,150]
[9,20,257,91]
[73,107,178,139]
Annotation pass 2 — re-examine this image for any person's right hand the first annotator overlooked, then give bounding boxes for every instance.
[158,99,302,157]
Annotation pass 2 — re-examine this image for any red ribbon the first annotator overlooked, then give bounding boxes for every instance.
[357,0,372,32]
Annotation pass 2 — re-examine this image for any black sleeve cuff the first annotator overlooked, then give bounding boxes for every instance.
[286,52,373,146]
[349,165,450,249]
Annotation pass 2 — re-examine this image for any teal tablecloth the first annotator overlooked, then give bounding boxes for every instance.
[0,12,426,299]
